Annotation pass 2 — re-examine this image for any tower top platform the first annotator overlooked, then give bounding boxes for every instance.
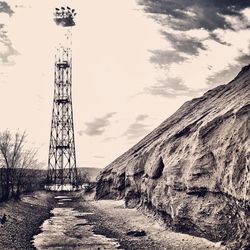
[54,6,76,27]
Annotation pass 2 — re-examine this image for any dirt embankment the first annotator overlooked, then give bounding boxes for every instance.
[0,192,56,250]
[95,65,250,249]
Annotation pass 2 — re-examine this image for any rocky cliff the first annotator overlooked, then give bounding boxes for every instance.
[96,65,250,249]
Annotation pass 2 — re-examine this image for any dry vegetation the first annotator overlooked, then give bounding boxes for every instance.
[0,130,45,201]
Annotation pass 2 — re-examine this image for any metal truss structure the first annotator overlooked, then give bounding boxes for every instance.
[47,7,78,189]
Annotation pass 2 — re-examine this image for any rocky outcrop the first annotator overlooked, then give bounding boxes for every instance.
[96,65,250,249]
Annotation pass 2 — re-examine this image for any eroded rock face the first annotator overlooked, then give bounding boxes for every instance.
[95,65,250,249]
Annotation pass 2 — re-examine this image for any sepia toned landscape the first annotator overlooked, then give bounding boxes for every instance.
[0,0,249,249]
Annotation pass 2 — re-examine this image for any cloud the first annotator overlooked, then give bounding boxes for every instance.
[136,114,148,122]
[123,115,150,140]
[206,64,240,86]
[206,53,250,86]
[78,112,116,136]
[138,0,250,31]
[93,155,105,159]
[140,0,250,92]
[161,31,207,55]
[0,2,14,16]
[142,0,250,69]
[145,77,203,98]
[0,2,18,64]
[149,31,208,67]
[237,53,250,65]
[209,33,231,46]
[150,49,187,66]
[0,33,18,64]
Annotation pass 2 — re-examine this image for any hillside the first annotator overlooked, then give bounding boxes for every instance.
[95,65,250,249]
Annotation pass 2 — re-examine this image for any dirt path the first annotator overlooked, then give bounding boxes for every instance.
[0,191,227,249]
[33,194,120,249]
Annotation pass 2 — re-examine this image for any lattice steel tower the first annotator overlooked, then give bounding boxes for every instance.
[47,7,78,189]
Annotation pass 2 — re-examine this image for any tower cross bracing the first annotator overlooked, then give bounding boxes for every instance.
[47,7,78,189]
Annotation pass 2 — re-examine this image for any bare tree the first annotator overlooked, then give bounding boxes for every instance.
[15,148,38,198]
[0,130,41,201]
[0,130,20,200]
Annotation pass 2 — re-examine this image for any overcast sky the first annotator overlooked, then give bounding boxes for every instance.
[0,0,250,168]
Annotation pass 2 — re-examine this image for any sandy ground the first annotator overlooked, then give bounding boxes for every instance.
[0,192,55,250]
[75,193,226,250]
[88,200,225,249]
[0,191,227,249]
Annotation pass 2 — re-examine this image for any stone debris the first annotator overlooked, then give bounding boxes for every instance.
[126,230,146,237]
